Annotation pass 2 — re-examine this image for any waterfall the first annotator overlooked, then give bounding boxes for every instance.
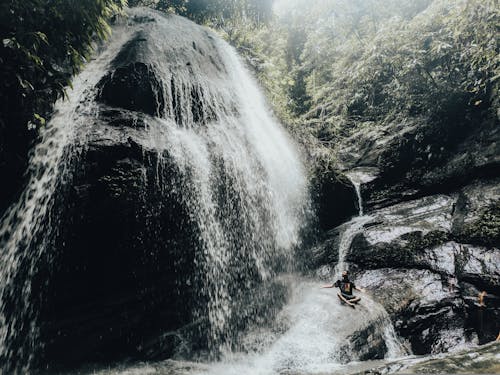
[325,167,406,361]
[345,167,378,216]
[0,23,135,370]
[124,11,312,352]
[0,8,409,373]
[334,168,378,274]
[333,216,372,276]
[0,8,312,370]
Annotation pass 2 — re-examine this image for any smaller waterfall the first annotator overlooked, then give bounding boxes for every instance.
[345,167,378,216]
[333,216,372,276]
[334,168,378,274]
[329,167,406,360]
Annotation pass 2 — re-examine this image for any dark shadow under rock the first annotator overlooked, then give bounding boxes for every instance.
[97,61,164,117]
[311,167,358,232]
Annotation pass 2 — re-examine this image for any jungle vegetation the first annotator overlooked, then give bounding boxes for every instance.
[0,0,498,205]
[224,0,499,149]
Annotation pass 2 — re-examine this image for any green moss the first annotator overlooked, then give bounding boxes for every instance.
[460,200,500,248]
[349,230,450,270]
[402,230,450,253]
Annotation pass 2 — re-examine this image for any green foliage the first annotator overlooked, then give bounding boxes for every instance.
[0,0,126,208]
[228,0,499,149]
[0,0,126,131]
[461,200,500,248]
[130,0,274,25]
[308,0,499,122]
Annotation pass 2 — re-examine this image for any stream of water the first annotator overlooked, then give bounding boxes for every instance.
[0,8,407,374]
[73,168,405,374]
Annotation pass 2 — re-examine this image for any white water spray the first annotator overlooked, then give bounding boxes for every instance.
[0,22,134,369]
[0,8,312,369]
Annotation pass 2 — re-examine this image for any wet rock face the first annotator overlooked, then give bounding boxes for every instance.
[356,269,470,354]
[311,168,358,231]
[39,124,202,365]
[311,110,500,356]
[340,320,389,361]
[361,341,500,374]
[334,110,499,211]
[98,61,164,116]
[31,7,305,370]
[315,179,500,355]
[35,10,227,367]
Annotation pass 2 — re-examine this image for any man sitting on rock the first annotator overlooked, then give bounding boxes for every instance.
[321,270,365,307]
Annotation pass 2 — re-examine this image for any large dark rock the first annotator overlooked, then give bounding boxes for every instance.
[452,180,500,248]
[31,9,229,369]
[356,269,470,354]
[39,119,202,365]
[26,8,298,370]
[335,109,500,211]
[98,60,165,116]
[314,183,500,355]
[311,166,358,231]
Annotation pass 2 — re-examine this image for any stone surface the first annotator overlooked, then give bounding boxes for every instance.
[40,121,202,365]
[355,269,470,355]
[334,110,500,211]
[314,179,500,355]
[34,10,231,368]
[98,61,165,116]
[388,341,500,374]
[311,168,358,231]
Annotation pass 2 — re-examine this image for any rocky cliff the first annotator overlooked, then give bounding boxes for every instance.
[0,8,311,372]
[312,103,500,355]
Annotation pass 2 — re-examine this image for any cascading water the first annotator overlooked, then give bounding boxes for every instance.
[333,216,372,277]
[330,168,406,360]
[345,167,378,216]
[0,22,135,370]
[334,168,378,275]
[0,8,311,371]
[155,172,405,374]
[0,7,408,374]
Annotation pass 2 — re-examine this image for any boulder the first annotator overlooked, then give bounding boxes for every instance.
[356,269,470,355]
[33,9,232,368]
[335,110,500,211]
[314,186,500,355]
[374,341,500,374]
[30,8,299,370]
[39,119,203,365]
[310,167,358,231]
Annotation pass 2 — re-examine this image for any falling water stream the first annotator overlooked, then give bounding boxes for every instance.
[65,166,405,374]
[0,23,136,370]
[0,8,407,374]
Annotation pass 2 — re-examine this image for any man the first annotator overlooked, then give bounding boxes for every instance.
[321,270,364,308]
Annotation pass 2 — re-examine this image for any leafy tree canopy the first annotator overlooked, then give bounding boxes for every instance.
[129,0,274,24]
[227,0,499,149]
[0,0,126,130]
